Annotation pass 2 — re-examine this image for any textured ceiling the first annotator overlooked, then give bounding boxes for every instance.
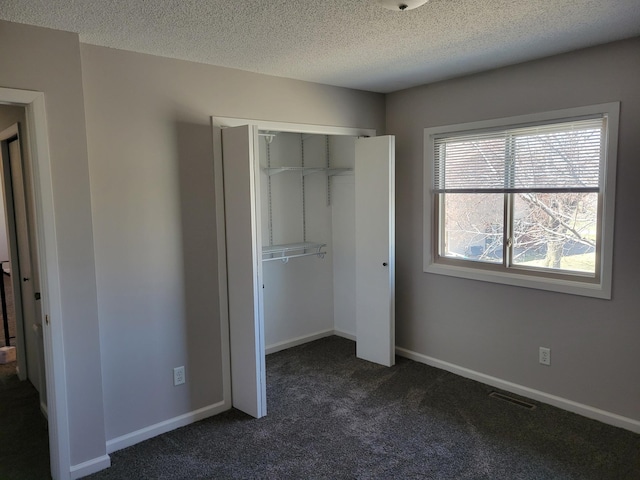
[1,0,640,93]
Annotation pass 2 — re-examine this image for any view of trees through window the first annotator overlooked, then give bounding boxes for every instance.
[443,191,598,273]
[438,122,601,275]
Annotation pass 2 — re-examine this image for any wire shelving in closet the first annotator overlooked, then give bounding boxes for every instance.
[260,132,352,263]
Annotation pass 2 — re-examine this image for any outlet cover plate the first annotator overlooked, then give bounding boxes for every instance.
[539,347,551,366]
[174,366,185,385]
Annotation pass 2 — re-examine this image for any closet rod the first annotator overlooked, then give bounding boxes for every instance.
[263,251,326,263]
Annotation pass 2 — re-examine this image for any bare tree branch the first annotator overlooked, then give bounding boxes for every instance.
[518,193,595,247]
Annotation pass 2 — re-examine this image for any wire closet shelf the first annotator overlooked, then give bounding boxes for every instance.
[262,242,327,263]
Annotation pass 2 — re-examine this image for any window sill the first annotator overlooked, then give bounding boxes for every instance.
[424,261,611,299]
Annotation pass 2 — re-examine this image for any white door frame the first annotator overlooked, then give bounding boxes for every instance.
[0,87,69,480]
[211,116,375,416]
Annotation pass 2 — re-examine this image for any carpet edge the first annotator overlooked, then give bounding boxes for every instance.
[396,346,640,434]
[105,400,229,455]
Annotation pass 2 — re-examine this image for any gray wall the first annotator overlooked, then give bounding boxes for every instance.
[386,37,640,421]
[80,44,385,441]
[0,20,106,466]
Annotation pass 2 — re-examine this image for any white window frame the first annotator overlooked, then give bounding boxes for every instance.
[423,103,619,299]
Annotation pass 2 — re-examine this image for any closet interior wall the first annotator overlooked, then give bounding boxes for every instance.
[259,133,357,351]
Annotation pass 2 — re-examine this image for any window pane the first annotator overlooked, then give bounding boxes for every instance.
[512,192,597,274]
[442,193,503,263]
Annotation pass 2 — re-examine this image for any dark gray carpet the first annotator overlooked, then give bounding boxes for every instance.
[86,336,640,479]
[0,360,50,480]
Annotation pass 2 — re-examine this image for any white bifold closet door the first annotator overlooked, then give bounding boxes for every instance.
[218,125,395,419]
[355,136,395,367]
[220,125,266,419]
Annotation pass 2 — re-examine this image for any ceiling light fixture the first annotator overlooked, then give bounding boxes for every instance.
[376,0,429,11]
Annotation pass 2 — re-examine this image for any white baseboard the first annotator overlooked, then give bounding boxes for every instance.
[265,329,357,354]
[265,329,335,355]
[70,454,111,479]
[333,329,356,341]
[106,400,229,454]
[396,347,640,434]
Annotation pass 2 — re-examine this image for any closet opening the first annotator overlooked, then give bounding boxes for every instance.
[259,132,357,354]
[213,118,395,419]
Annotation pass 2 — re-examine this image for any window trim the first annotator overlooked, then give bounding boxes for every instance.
[423,103,619,299]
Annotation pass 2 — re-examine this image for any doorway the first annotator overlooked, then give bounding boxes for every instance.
[0,112,50,477]
[213,117,395,419]
[0,87,69,480]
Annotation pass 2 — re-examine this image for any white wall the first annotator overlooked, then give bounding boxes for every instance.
[0,20,106,468]
[80,43,385,443]
[386,37,640,423]
[331,137,357,337]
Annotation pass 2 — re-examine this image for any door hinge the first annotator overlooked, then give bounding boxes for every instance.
[35,292,41,300]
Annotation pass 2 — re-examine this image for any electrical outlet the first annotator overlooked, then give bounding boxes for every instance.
[539,347,551,366]
[173,366,185,386]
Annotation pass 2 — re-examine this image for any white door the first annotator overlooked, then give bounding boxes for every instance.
[355,136,395,367]
[0,125,46,399]
[220,124,267,418]
[9,137,42,386]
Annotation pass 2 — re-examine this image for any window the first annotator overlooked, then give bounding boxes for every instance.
[423,103,619,298]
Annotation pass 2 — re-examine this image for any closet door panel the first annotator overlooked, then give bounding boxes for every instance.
[221,125,266,418]
[355,136,395,367]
